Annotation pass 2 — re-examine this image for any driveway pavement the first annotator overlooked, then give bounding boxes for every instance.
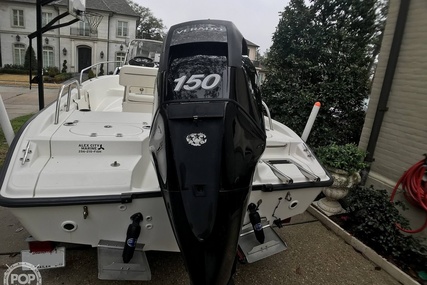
[0,86,57,120]
[0,207,401,285]
[0,83,411,285]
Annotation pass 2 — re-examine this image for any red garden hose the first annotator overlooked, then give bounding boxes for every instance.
[390,158,427,233]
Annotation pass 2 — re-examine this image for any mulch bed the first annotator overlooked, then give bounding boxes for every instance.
[329,213,427,284]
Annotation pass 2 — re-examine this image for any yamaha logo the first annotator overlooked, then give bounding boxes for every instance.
[175,25,226,34]
[186,133,207,147]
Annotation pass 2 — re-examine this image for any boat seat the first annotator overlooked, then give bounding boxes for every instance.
[119,65,157,112]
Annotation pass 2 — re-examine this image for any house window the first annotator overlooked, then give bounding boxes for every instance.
[42,12,53,27]
[12,9,24,27]
[117,21,128,37]
[13,43,26,65]
[79,19,90,36]
[116,52,126,67]
[43,46,54,67]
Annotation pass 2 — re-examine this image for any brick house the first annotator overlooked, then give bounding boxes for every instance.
[359,0,427,237]
[0,0,138,73]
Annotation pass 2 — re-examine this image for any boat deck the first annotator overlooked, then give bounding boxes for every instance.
[4,109,160,199]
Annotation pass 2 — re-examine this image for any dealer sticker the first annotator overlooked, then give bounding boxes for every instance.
[78,143,105,154]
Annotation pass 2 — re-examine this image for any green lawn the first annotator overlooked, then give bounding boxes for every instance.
[0,114,33,169]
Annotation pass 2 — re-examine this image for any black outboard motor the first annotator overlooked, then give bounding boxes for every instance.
[149,20,266,285]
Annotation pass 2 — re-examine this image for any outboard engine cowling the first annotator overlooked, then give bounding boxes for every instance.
[149,20,266,285]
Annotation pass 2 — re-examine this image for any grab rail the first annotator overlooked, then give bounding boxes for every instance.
[287,158,320,182]
[262,101,274,131]
[263,160,293,184]
[54,79,81,125]
[264,159,320,183]
[79,61,123,84]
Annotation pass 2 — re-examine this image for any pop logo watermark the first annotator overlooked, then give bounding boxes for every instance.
[3,262,42,285]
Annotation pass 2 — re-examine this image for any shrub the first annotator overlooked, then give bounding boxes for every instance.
[0,64,31,74]
[342,186,427,271]
[24,47,37,71]
[315,143,367,174]
[62,60,68,73]
[98,63,104,76]
[88,69,95,79]
[2,64,25,70]
[43,75,53,83]
[46,66,60,77]
[54,73,73,83]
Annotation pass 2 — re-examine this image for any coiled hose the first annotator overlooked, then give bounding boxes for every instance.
[390,158,427,233]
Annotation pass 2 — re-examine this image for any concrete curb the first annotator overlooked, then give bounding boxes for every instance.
[308,205,420,285]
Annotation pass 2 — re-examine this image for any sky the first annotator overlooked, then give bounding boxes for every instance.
[134,0,290,54]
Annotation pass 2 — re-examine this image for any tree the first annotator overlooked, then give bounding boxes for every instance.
[368,0,389,82]
[256,49,268,66]
[127,0,165,40]
[24,46,37,70]
[262,0,385,147]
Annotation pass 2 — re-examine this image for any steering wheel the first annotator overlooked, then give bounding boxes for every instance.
[129,56,155,67]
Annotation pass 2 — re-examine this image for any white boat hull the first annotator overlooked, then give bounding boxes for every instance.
[9,197,178,251]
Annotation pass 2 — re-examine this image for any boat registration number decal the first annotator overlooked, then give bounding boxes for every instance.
[174,74,221,91]
[78,143,105,153]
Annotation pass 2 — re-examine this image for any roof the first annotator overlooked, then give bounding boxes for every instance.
[245,39,259,47]
[7,0,139,17]
[85,0,139,17]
